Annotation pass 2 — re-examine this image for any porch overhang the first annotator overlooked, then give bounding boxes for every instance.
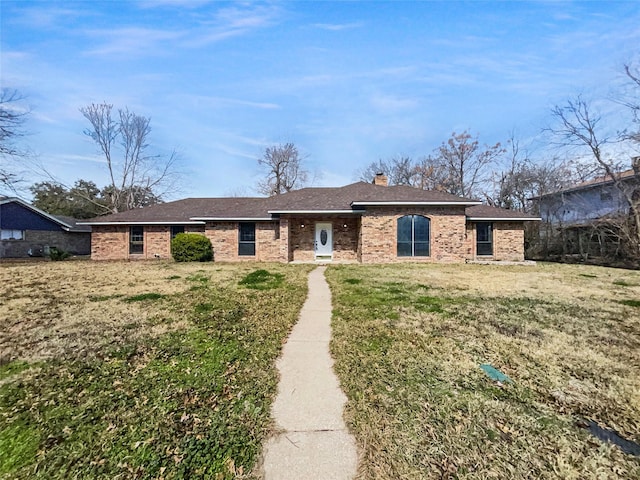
[267,210,365,215]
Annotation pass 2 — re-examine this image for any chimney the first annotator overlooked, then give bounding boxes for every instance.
[373,172,388,186]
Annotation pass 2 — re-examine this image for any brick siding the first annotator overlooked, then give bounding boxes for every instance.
[204,221,285,262]
[360,207,468,263]
[467,222,525,261]
[493,222,525,261]
[287,217,359,262]
[0,230,90,258]
[91,225,204,260]
[89,213,526,263]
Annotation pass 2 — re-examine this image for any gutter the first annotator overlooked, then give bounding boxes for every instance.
[467,217,542,221]
[78,221,207,226]
[351,201,482,206]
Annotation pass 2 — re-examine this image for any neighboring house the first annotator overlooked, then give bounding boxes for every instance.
[533,169,638,227]
[0,197,91,258]
[81,175,538,263]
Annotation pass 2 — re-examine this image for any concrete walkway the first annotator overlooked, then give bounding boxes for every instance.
[261,266,358,480]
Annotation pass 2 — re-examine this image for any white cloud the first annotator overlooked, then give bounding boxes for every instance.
[185,3,283,47]
[83,27,185,56]
[8,5,95,29]
[370,93,419,111]
[312,22,363,31]
[138,0,213,9]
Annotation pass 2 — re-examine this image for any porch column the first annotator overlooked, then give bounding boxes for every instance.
[279,218,290,262]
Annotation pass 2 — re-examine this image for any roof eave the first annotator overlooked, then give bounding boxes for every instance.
[467,217,541,221]
[190,217,274,221]
[351,201,482,206]
[267,210,365,215]
[78,221,207,225]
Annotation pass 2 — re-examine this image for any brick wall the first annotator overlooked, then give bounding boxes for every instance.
[205,221,285,262]
[287,217,359,262]
[0,230,90,258]
[467,222,525,261]
[91,226,128,260]
[493,222,525,261]
[360,206,468,263]
[288,219,314,262]
[89,216,526,263]
[91,225,204,260]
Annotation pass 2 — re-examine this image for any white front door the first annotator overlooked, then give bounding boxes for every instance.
[315,222,333,259]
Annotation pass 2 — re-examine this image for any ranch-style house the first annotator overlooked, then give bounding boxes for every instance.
[81,174,538,263]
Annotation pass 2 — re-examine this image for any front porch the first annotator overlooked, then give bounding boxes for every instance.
[283,215,361,263]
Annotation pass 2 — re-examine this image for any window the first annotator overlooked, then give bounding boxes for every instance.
[238,223,255,256]
[0,229,24,240]
[171,226,185,239]
[397,215,430,257]
[130,226,144,254]
[476,222,493,256]
[600,190,613,202]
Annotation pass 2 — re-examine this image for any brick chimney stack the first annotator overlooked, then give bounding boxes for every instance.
[373,173,388,186]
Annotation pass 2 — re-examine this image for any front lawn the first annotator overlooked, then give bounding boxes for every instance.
[326,263,640,479]
[0,261,313,479]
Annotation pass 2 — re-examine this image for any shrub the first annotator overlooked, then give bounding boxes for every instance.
[49,247,70,261]
[171,233,213,262]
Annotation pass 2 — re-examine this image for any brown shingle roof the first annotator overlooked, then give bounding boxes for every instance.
[266,182,478,211]
[81,198,226,224]
[465,204,539,220]
[82,182,533,224]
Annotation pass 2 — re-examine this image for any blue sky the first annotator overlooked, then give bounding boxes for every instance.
[2,1,639,198]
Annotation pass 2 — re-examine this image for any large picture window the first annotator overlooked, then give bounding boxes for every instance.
[130,226,144,254]
[476,222,493,256]
[239,222,256,256]
[397,215,430,257]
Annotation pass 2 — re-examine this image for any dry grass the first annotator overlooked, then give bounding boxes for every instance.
[0,261,276,362]
[326,262,640,479]
[0,260,313,479]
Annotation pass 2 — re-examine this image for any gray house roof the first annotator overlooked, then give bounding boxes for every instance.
[80,182,534,224]
[531,169,637,200]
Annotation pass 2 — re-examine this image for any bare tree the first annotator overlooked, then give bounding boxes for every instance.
[357,159,393,184]
[621,62,640,144]
[257,142,308,196]
[81,102,179,213]
[357,156,446,189]
[549,95,640,258]
[413,156,449,191]
[0,88,30,192]
[488,135,574,212]
[434,131,505,198]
